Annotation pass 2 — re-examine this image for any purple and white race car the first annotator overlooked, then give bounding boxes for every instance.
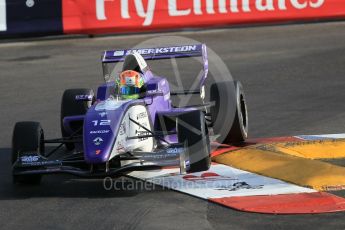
[11,44,248,184]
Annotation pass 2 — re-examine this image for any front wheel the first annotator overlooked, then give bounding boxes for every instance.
[12,122,45,184]
[210,81,248,144]
[177,110,211,173]
[60,88,94,150]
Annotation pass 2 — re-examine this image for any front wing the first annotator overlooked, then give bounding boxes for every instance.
[12,144,189,178]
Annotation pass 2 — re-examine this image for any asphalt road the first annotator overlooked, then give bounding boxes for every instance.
[0,21,345,230]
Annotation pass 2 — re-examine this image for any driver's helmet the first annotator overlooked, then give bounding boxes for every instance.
[116,70,145,99]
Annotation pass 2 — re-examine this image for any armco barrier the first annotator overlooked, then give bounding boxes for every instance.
[1,0,345,38]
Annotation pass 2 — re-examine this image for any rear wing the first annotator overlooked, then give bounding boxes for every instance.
[102,44,207,63]
[102,44,209,88]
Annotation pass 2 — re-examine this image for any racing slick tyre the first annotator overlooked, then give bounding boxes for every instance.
[60,88,94,150]
[177,110,211,173]
[210,81,248,144]
[12,122,45,185]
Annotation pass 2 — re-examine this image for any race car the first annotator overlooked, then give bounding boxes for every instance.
[11,44,248,184]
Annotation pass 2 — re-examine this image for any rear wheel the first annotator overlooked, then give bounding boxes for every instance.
[210,81,248,144]
[177,110,211,173]
[12,122,45,184]
[60,88,94,150]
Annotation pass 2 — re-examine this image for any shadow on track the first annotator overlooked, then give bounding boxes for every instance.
[0,148,165,200]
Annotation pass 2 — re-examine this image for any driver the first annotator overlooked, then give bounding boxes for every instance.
[116,70,145,99]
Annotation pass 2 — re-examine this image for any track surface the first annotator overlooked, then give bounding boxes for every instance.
[0,22,345,229]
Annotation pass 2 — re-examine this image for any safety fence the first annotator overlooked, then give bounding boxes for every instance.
[1,0,344,38]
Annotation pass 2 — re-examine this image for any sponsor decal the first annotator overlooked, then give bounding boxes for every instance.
[136,112,147,120]
[93,0,324,26]
[21,155,39,163]
[167,147,184,155]
[62,0,340,35]
[183,172,235,182]
[75,94,93,101]
[183,173,264,192]
[136,130,150,141]
[19,154,61,167]
[147,90,158,94]
[0,0,6,31]
[99,112,107,117]
[93,137,104,146]
[182,173,264,191]
[116,140,125,151]
[90,130,111,134]
[96,150,102,155]
[214,181,263,192]
[129,164,316,206]
[139,153,176,160]
[119,122,126,135]
[108,104,154,159]
[105,45,200,60]
[125,45,198,56]
[113,50,125,57]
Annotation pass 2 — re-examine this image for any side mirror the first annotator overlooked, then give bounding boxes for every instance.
[145,90,164,97]
[75,95,94,102]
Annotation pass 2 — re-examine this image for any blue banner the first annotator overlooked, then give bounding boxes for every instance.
[0,0,62,37]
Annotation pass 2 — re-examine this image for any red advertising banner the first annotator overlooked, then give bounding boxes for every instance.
[62,0,345,34]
